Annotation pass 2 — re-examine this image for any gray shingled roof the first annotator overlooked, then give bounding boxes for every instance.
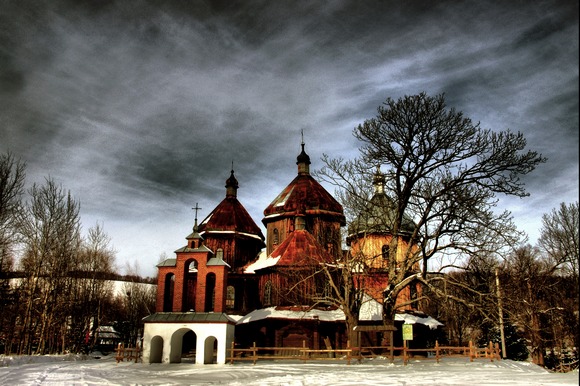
[156,258,176,267]
[142,312,236,323]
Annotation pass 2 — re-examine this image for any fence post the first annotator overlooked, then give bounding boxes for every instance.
[252,342,257,365]
[403,339,408,366]
[435,340,440,363]
[469,340,474,362]
[389,331,394,363]
[488,341,494,362]
[115,342,123,363]
[347,343,351,365]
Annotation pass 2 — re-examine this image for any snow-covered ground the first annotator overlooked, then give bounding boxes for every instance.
[0,354,578,385]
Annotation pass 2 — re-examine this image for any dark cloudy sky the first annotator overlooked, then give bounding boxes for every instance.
[1,1,578,277]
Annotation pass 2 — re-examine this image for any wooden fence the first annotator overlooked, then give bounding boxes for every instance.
[398,340,501,365]
[115,342,142,363]
[228,340,501,365]
[228,341,356,364]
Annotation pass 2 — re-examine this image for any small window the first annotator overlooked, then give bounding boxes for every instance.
[323,280,332,299]
[226,285,235,309]
[410,283,418,309]
[410,283,417,299]
[382,245,389,259]
[264,281,272,306]
[327,243,334,255]
[273,229,279,245]
[217,248,224,259]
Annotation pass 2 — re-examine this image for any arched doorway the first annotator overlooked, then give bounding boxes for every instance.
[169,328,197,363]
[181,330,197,363]
[149,336,163,363]
[203,336,218,364]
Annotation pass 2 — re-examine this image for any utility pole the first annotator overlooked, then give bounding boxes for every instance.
[495,267,507,358]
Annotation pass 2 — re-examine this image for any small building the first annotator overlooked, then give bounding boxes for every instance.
[94,325,122,354]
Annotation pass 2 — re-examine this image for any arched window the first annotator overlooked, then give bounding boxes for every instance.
[264,280,272,306]
[273,229,279,245]
[382,245,390,259]
[226,285,235,310]
[163,273,175,312]
[205,273,216,312]
[184,260,198,311]
[323,280,332,299]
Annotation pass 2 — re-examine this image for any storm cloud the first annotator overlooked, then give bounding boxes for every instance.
[1,0,578,276]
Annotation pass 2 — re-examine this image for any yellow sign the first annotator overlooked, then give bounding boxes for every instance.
[402,324,413,340]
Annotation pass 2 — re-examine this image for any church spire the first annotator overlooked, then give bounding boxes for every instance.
[372,166,386,195]
[187,202,203,248]
[296,130,311,175]
[225,164,239,198]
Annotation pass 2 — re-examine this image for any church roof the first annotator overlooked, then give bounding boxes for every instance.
[348,193,416,236]
[198,197,264,240]
[263,174,345,225]
[197,170,265,241]
[348,170,416,237]
[254,229,335,269]
[263,142,345,224]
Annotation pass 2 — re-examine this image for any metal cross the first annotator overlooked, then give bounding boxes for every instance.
[192,202,202,223]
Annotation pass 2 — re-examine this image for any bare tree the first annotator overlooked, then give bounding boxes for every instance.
[68,223,116,352]
[18,178,81,354]
[0,152,25,353]
[539,202,579,279]
[115,261,156,347]
[315,93,545,335]
[501,245,552,365]
[0,152,26,272]
[536,202,579,368]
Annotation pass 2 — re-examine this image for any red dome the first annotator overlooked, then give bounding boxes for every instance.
[263,173,345,224]
[199,196,264,240]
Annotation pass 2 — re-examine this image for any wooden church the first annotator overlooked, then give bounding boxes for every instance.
[142,141,428,364]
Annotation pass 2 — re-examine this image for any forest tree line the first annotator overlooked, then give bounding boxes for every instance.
[422,202,578,371]
[0,152,155,355]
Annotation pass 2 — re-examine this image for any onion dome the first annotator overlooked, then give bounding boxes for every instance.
[296,142,311,174]
[225,169,239,198]
[347,169,416,239]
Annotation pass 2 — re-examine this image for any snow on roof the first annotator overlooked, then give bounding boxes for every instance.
[236,307,345,324]
[200,213,212,225]
[273,186,294,207]
[243,251,280,273]
[395,313,444,330]
[359,294,384,321]
[360,295,443,329]
[236,304,442,329]
[235,294,442,327]
[199,230,264,241]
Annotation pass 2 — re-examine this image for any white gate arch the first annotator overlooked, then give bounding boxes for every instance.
[142,312,235,365]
